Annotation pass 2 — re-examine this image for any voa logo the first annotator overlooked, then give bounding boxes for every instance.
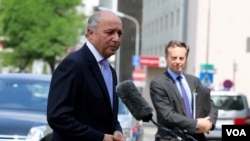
[226,129,246,136]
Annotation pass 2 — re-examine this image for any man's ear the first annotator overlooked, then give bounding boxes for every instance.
[87,28,94,39]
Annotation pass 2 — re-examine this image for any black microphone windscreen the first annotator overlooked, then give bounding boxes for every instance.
[116,80,153,122]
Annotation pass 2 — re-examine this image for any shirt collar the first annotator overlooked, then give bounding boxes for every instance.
[86,40,104,62]
[167,68,184,80]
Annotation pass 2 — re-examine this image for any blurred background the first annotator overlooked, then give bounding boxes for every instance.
[1,0,250,119]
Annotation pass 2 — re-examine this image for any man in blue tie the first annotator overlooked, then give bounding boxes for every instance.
[47,10,125,141]
[150,40,218,141]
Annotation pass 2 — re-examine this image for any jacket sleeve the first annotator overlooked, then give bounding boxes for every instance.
[195,84,218,130]
[209,98,218,130]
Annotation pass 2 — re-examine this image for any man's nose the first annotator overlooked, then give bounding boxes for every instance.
[113,33,121,41]
[176,59,181,63]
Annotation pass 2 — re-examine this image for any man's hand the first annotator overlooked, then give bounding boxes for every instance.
[196,116,212,133]
[113,131,126,141]
[103,131,125,141]
[103,134,114,141]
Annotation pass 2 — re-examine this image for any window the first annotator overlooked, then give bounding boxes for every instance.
[247,37,250,52]
[211,95,244,110]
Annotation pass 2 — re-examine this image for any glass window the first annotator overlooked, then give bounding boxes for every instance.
[211,95,244,110]
[118,98,129,115]
[0,79,50,111]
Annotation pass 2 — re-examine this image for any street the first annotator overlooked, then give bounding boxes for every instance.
[143,123,157,141]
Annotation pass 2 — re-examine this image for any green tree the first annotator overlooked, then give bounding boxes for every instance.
[0,0,86,72]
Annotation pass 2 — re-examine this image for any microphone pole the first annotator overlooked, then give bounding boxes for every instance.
[172,127,198,141]
[150,119,197,141]
[150,119,183,141]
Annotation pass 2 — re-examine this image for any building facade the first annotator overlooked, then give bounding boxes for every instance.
[91,0,250,106]
[117,0,143,82]
[141,0,250,105]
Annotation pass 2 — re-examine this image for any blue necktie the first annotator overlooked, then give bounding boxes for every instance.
[100,59,113,108]
[177,76,192,118]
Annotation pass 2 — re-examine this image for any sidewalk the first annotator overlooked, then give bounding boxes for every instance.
[142,121,157,141]
[142,121,155,127]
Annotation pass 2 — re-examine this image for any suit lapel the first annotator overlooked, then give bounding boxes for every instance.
[165,72,187,115]
[184,74,199,118]
[184,74,196,94]
[82,45,113,111]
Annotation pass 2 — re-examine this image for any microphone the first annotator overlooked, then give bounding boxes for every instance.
[116,80,153,122]
[116,80,197,141]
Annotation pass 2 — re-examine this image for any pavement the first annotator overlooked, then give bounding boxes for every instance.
[142,122,157,141]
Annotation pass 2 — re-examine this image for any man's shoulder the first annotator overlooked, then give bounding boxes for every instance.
[184,73,199,79]
[151,73,172,84]
[152,73,167,79]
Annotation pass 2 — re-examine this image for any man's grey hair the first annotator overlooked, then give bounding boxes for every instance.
[85,12,101,38]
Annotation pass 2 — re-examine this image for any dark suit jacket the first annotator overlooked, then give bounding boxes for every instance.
[150,71,218,141]
[47,44,122,141]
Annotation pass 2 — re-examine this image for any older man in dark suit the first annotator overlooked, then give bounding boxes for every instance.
[47,11,125,141]
[150,40,218,141]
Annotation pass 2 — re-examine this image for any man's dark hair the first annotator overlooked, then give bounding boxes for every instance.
[165,40,190,57]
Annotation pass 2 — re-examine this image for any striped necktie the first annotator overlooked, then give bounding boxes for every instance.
[100,59,113,108]
[177,76,192,118]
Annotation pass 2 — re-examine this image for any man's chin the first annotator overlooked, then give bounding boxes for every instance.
[173,70,182,74]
